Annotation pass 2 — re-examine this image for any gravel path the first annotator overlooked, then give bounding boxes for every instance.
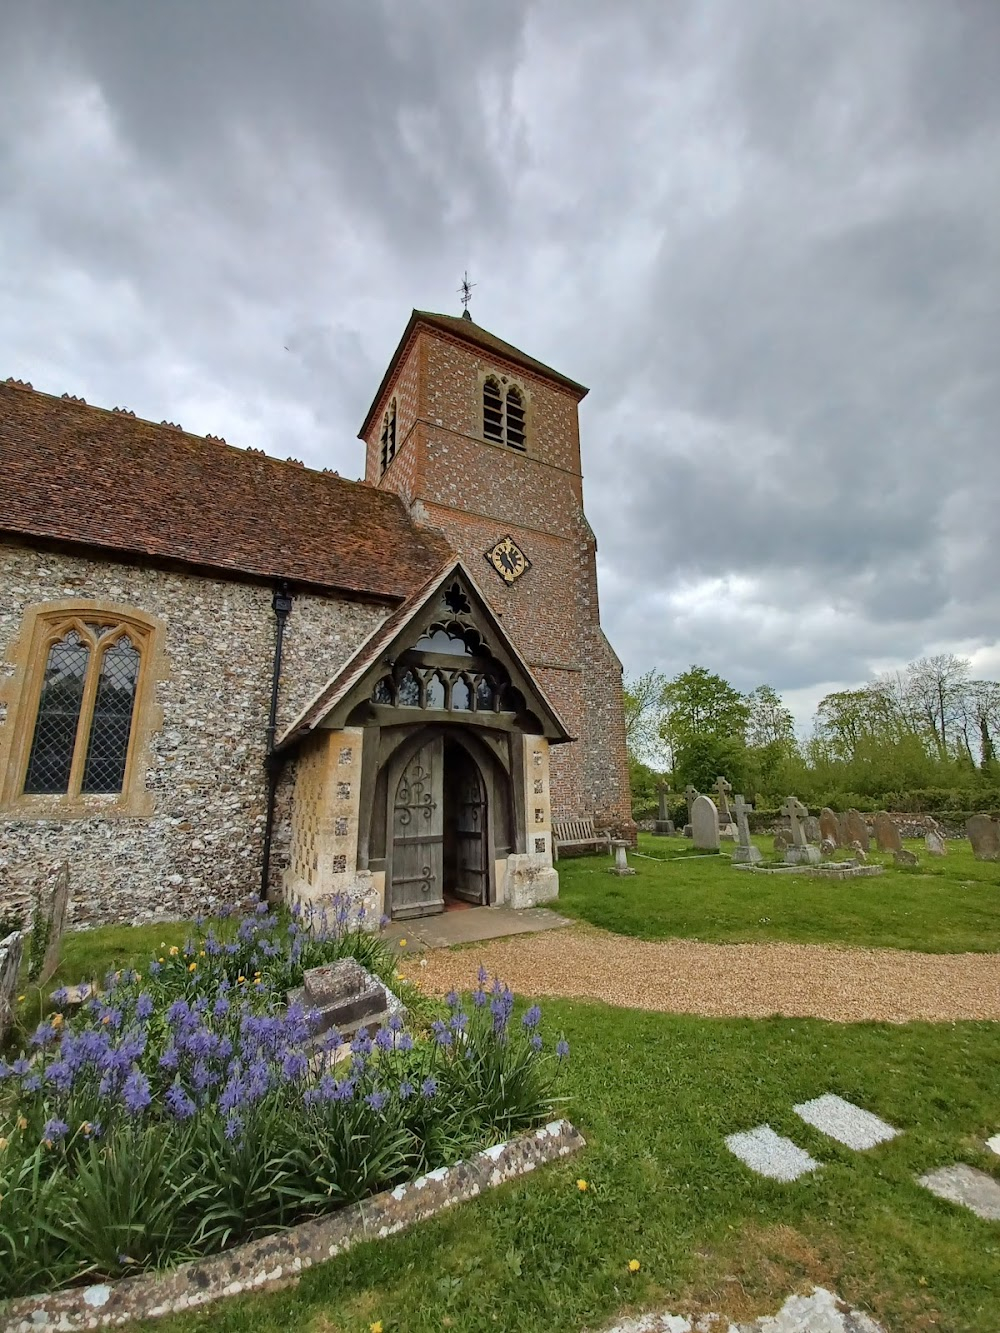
[403,924,1000,1023]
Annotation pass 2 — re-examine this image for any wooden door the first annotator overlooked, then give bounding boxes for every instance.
[448,747,487,904]
[390,738,445,918]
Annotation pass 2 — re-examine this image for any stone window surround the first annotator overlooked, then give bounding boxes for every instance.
[478,368,532,455]
[0,599,165,820]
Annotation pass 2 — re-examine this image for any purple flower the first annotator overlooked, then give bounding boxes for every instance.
[135,993,154,1021]
[351,1031,373,1057]
[431,1020,453,1047]
[159,1044,180,1071]
[446,990,460,1009]
[379,913,390,929]
[421,1076,438,1099]
[388,1012,404,1033]
[42,1117,70,1141]
[122,1070,152,1114]
[397,1033,414,1052]
[166,999,190,1026]
[46,1060,74,1092]
[213,995,230,1019]
[556,1039,570,1060]
[374,1027,395,1052]
[281,1050,308,1080]
[522,1005,542,1030]
[22,1075,41,1092]
[255,902,270,916]
[399,1080,414,1100]
[224,1113,243,1140]
[12,1057,31,1076]
[0,1060,11,1081]
[471,988,487,1009]
[30,1022,57,1048]
[149,960,162,975]
[165,1082,197,1120]
[477,965,488,986]
[366,1089,388,1113]
[51,986,70,1006]
[84,1120,102,1139]
[218,1077,245,1114]
[449,1012,468,1033]
[530,1034,543,1052]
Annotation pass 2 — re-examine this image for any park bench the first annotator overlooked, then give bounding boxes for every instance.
[551,817,612,861]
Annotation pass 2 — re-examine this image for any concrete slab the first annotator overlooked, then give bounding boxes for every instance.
[793,1094,900,1151]
[601,1287,884,1332]
[386,905,571,952]
[918,1163,1000,1220]
[725,1125,821,1182]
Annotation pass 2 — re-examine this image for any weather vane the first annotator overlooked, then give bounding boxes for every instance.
[458,270,476,314]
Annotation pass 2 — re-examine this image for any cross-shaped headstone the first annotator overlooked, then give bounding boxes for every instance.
[781,795,809,847]
[657,783,671,822]
[713,776,732,819]
[684,785,699,821]
[733,793,754,848]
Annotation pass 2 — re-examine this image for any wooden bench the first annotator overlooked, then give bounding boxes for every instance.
[551,817,612,861]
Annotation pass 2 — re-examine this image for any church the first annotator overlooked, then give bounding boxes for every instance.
[0,308,632,927]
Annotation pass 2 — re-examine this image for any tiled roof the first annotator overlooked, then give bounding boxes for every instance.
[359,309,588,438]
[0,380,452,601]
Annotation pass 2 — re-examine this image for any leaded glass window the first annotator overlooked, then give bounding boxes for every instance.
[23,632,90,794]
[19,617,148,801]
[82,635,140,793]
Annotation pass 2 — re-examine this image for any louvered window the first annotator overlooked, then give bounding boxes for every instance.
[483,377,527,450]
[483,378,503,441]
[505,387,526,450]
[379,398,398,474]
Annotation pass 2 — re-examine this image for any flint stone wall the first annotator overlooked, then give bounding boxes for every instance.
[0,1119,586,1332]
[0,540,389,927]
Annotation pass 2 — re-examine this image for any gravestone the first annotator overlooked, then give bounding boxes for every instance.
[873,811,902,854]
[36,863,71,986]
[966,814,1000,861]
[820,836,837,856]
[0,931,24,1045]
[925,829,947,857]
[819,808,840,845]
[781,795,821,865]
[802,815,821,845]
[850,842,868,864]
[684,785,699,825]
[773,831,790,854]
[691,794,720,851]
[894,848,918,867]
[731,794,762,865]
[844,809,870,851]
[288,957,389,1044]
[712,776,733,822]
[653,784,675,836]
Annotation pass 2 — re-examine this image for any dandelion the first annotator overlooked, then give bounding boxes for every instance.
[188,962,198,973]
[370,1322,383,1333]
[238,975,246,984]
[628,1259,641,1273]
[577,1179,588,1192]
[399,938,407,947]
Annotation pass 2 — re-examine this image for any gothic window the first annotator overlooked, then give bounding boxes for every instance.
[424,671,447,710]
[379,397,398,474]
[396,668,421,708]
[452,675,472,711]
[443,582,471,616]
[415,625,472,655]
[372,676,394,705]
[482,377,527,451]
[17,615,151,802]
[475,676,496,711]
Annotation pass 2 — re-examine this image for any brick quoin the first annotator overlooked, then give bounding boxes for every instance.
[361,313,634,836]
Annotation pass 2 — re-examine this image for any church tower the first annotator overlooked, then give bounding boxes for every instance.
[359,307,632,833]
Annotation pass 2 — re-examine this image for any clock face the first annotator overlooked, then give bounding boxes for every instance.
[484,535,531,585]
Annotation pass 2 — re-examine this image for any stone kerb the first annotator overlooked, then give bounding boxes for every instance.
[0,930,24,1045]
[0,1120,586,1332]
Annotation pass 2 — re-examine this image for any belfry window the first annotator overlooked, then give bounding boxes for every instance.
[379,397,398,474]
[482,377,527,451]
[21,619,145,797]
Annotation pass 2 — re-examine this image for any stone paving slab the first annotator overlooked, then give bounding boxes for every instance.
[601,1286,884,1331]
[387,905,571,951]
[724,1125,820,1182]
[793,1094,900,1151]
[917,1163,1000,1220]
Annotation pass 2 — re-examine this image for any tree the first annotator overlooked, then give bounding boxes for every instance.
[904,654,971,759]
[962,680,1000,768]
[746,685,795,749]
[622,669,669,765]
[661,666,750,791]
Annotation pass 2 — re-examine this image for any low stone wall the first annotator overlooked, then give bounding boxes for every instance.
[0,1118,585,1332]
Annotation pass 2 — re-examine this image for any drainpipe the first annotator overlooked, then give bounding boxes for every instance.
[260,582,293,901]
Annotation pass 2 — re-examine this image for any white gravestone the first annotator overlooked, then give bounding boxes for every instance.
[731,793,762,865]
[690,794,720,851]
[781,795,821,865]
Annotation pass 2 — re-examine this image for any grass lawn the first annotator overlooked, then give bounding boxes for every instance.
[554,834,1000,953]
[130,1000,1000,1333]
[7,928,1000,1331]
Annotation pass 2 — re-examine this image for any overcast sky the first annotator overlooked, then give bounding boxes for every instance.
[2,0,998,730]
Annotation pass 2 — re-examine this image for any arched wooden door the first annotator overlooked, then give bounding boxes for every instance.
[389,737,445,918]
[444,739,488,904]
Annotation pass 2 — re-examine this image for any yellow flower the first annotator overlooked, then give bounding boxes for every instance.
[0,1138,8,1151]
[399,939,407,948]
[17,995,25,1003]
[188,962,198,972]
[169,946,179,957]
[576,1179,588,1192]
[51,1013,64,1028]
[102,1015,111,1025]
[628,1259,641,1273]
[199,950,206,957]
[42,1139,53,1150]
[17,1117,28,1131]
[80,1123,92,1136]
[158,957,165,963]
[238,975,246,984]
[370,1322,383,1333]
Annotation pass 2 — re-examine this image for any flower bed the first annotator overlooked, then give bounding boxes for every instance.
[0,903,568,1301]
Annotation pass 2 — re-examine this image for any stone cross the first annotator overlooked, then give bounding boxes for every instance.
[781,795,809,847]
[713,776,733,820]
[733,793,754,848]
[684,785,699,822]
[657,784,671,823]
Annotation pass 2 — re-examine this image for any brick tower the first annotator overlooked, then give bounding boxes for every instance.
[359,308,632,833]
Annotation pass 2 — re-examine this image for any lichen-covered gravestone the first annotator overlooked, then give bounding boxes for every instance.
[691,794,720,851]
[925,828,947,857]
[0,931,25,1045]
[31,863,71,987]
[873,811,902,854]
[967,814,1000,861]
[731,794,762,865]
[802,814,822,844]
[819,807,840,845]
[781,795,821,865]
[844,809,870,851]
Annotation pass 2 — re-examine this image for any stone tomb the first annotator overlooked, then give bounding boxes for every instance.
[690,794,720,851]
[781,796,821,866]
[287,957,394,1046]
[967,813,1000,861]
[731,793,762,865]
[873,811,902,854]
[0,930,25,1046]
